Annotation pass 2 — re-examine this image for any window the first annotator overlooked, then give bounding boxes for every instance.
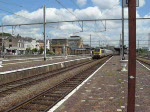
[9,39,12,42]
[94,48,100,52]
[53,49,55,53]
[9,44,12,48]
[101,50,105,53]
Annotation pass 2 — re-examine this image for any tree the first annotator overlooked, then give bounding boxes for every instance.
[39,47,44,54]
[32,48,38,54]
[26,48,31,54]
[0,33,12,37]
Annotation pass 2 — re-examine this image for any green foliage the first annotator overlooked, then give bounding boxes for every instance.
[26,48,31,54]
[39,47,44,54]
[32,48,38,53]
[46,48,49,53]
[26,48,31,52]
[48,51,55,55]
[137,48,149,57]
[0,33,12,36]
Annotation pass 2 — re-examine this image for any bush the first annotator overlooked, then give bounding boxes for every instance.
[48,51,55,55]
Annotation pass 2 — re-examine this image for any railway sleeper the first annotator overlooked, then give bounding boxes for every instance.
[30,100,54,106]
[68,80,83,83]
[20,104,48,111]
[0,91,13,96]
[71,81,83,83]
[43,94,62,98]
[37,96,57,101]
[13,109,36,112]
[48,93,64,97]
[62,85,77,87]
[64,83,79,86]
[57,88,72,91]
[52,90,67,94]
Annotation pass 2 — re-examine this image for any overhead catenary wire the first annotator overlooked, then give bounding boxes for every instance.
[55,0,107,41]
[0,8,32,20]
[55,0,98,32]
[70,0,105,32]
[55,0,81,21]
[95,1,120,31]
[70,0,100,32]
[0,17,150,27]
[70,0,106,30]
[69,0,118,42]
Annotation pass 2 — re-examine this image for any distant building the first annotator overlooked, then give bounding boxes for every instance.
[0,36,41,55]
[24,38,40,50]
[142,47,149,50]
[68,36,84,50]
[1,36,25,55]
[51,38,71,55]
[0,37,3,56]
[68,36,84,54]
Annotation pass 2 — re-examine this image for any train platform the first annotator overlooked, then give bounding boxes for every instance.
[0,55,89,73]
[50,56,150,112]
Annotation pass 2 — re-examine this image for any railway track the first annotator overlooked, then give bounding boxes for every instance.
[137,57,150,67]
[3,56,110,112]
[0,59,93,97]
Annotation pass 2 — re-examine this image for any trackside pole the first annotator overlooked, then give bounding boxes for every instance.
[43,5,46,61]
[127,0,136,112]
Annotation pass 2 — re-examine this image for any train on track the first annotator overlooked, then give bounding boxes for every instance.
[92,48,113,59]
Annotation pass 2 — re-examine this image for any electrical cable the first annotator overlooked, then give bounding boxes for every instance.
[0,8,32,20]
[69,0,111,42]
[55,0,81,21]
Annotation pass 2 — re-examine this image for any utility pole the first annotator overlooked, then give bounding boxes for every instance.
[90,34,91,48]
[99,40,100,47]
[43,5,46,61]
[120,34,122,56]
[148,33,150,59]
[127,0,136,112]
[138,40,139,55]
[1,24,4,58]
[122,0,125,60]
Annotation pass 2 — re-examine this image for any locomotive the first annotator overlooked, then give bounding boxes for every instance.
[92,48,113,59]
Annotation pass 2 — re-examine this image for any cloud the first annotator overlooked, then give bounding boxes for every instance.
[92,0,120,10]
[1,1,150,47]
[75,6,102,19]
[139,0,146,7]
[60,23,81,31]
[77,0,87,7]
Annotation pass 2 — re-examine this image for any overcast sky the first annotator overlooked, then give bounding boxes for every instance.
[0,0,149,47]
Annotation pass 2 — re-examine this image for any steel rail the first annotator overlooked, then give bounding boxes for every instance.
[4,56,110,112]
[0,60,93,96]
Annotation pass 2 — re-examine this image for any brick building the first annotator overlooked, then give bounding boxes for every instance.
[51,38,71,55]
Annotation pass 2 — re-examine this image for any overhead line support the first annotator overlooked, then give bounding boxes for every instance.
[0,18,150,27]
[43,5,46,61]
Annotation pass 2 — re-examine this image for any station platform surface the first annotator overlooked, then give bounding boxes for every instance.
[52,56,150,112]
[0,56,89,73]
